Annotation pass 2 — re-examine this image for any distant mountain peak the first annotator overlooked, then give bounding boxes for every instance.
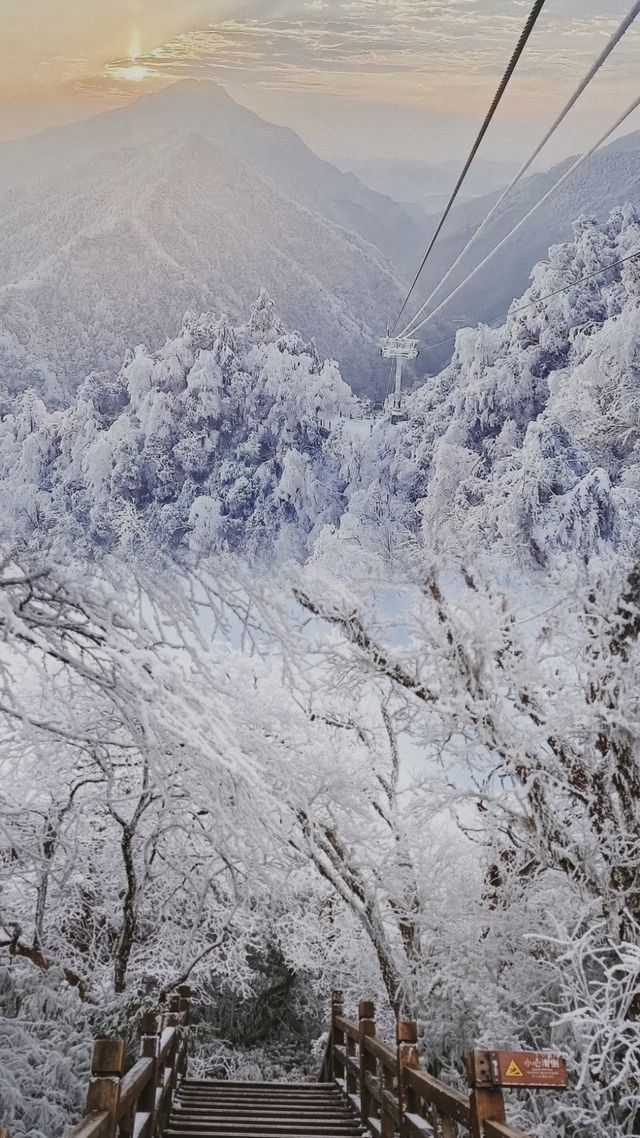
[0,71,421,402]
[137,77,235,107]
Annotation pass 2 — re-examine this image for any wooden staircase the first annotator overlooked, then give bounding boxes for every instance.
[0,988,569,1138]
[168,1080,365,1138]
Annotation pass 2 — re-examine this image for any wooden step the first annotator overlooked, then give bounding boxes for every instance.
[168,1133,362,1138]
[174,1097,349,1106]
[181,1082,338,1090]
[173,1102,354,1110]
[170,1120,360,1127]
[177,1091,344,1098]
[168,1129,363,1137]
[174,1102,349,1113]
[171,1106,353,1115]
[167,1119,362,1128]
[176,1095,346,1106]
[174,1101,350,1111]
[176,1094,345,1104]
[169,1078,363,1138]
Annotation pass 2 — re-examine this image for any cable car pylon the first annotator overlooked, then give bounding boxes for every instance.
[375,0,549,421]
[379,334,419,420]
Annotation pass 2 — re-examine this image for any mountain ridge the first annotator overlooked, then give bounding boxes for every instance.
[0,83,416,402]
[0,79,425,276]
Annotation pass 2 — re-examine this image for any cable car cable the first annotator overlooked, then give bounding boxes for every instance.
[406,92,640,338]
[392,0,549,333]
[416,248,640,358]
[400,0,640,339]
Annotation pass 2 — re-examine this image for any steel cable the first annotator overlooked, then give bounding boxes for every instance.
[416,248,640,359]
[407,93,640,337]
[401,0,640,338]
[392,0,549,333]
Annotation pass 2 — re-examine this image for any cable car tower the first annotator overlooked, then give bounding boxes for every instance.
[379,335,419,420]
[375,1,557,424]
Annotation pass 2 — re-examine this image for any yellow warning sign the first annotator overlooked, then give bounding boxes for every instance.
[505,1061,524,1078]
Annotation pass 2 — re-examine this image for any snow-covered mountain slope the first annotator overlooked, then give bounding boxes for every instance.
[0,81,425,403]
[413,130,640,374]
[0,128,399,405]
[3,208,639,570]
[0,80,423,279]
[0,293,360,562]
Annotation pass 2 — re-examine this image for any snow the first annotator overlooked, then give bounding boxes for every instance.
[2,105,640,1138]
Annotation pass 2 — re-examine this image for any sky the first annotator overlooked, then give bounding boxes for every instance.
[3,1,640,165]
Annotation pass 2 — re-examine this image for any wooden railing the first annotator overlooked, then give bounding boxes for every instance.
[67,986,192,1138]
[320,992,562,1138]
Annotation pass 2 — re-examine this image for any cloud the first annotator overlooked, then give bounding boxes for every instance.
[92,0,638,111]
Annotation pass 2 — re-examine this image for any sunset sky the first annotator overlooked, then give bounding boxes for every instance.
[3,1,639,163]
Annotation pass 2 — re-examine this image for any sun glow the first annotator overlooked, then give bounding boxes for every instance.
[112,64,150,82]
[110,26,150,81]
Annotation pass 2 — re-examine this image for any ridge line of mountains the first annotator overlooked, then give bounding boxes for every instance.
[1,79,640,406]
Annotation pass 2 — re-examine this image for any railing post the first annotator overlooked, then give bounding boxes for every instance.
[138,1012,159,1135]
[331,990,344,1083]
[466,1050,507,1138]
[177,987,192,1078]
[164,996,184,1120]
[154,1007,166,1125]
[397,1019,420,1131]
[358,1000,377,1130]
[167,994,182,1026]
[85,1040,125,1138]
[177,985,192,1024]
[156,1003,177,1136]
[345,1023,358,1098]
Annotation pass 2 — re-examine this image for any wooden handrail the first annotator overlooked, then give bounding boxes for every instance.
[118,1059,155,1121]
[334,1014,360,1043]
[403,1066,472,1127]
[59,987,193,1138]
[323,992,567,1138]
[363,1033,397,1070]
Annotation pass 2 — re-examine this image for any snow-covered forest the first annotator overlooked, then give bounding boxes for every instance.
[3,198,640,1138]
[3,207,640,570]
[2,53,640,1138]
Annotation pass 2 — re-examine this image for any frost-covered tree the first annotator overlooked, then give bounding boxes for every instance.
[0,553,293,1000]
[0,295,361,563]
[3,207,640,571]
[286,552,640,1136]
[419,207,640,563]
[330,205,640,571]
[2,536,640,1137]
